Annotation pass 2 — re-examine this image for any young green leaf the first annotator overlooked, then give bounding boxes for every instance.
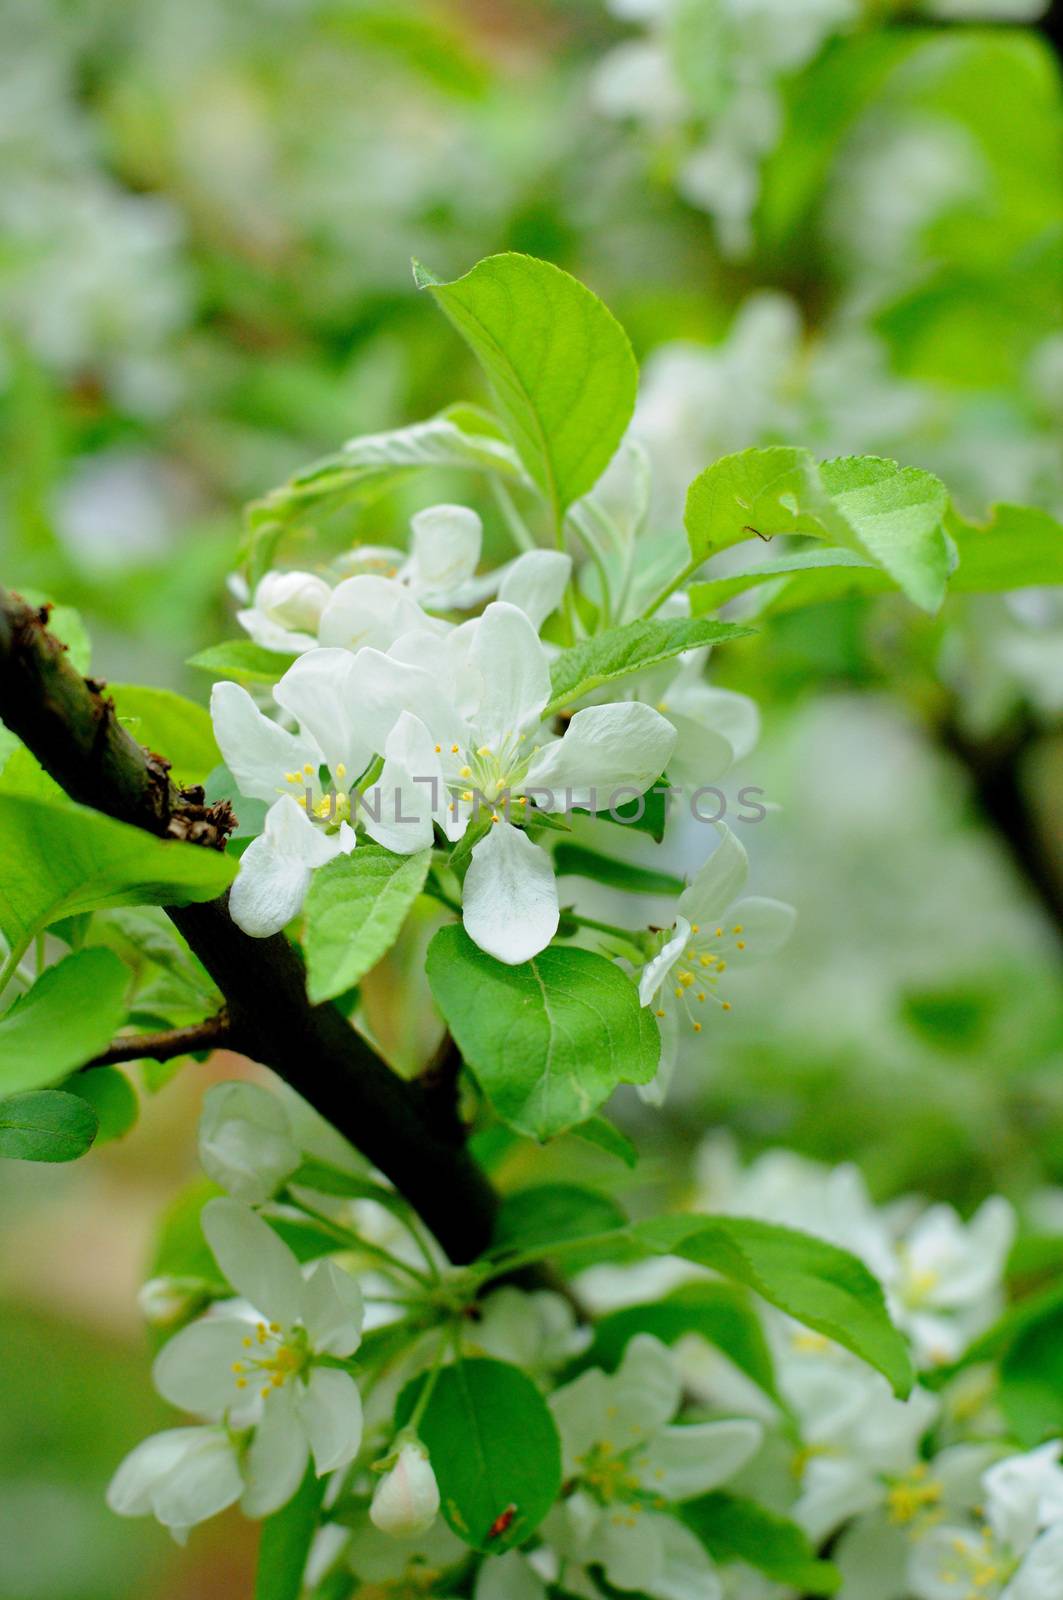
[493,1183,628,1255]
[0,948,129,1094]
[682,1493,841,1593]
[395,1358,562,1551]
[947,502,1063,592]
[426,926,659,1140]
[254,1464,327,1600]
[64,1065,139,1143]
[109,686,222,787]
[545,616,752,716]
[187,640,298,686]
[689,548,887,616]
[684,448,949,612]
[569,1115,638,1168]
[553,842,685,896]
[0,794,237,951]
[999,1307,1063,1447]
[0,1089,98,1162]
[302,844,432,1003]
[414,252,638,525]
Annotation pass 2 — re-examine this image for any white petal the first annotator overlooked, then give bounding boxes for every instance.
[524,702,676,811]
[201,1198,304,1328]
[668,683,760,764]
[550,1369,613,1473]
[633,1419,762,1500]
[228,800,322,938]
[661,711,735,791]
[475,1551,548,1600]
[610,1335,681,1445]
[152,1317,252,1417]
[721,896,796,964]
[298,1366,364,1474]
[240,1383,310,1518]
[256,571,332,632]
[108,1427,239,1526]
[676,827,748,928]
[647,1513,722,1600]
[237,608,317,654]
[199,1082,301,1205]
[409,504,482,598]
[462,823,559,964]
[345,645,467,755]
[1006,1525,1063,1600]
[299,1259,364,1358]
[638,918,691,1007]
[467,602,552,744]
[498,550,572,629]
[273,648,373,781]
[211,681,319,803]
[637,1004,680,1107]
[909,1527,986,1600]
[317,574,435,654]
[598,1511,665,1595]
[360,711,443,854]
[149,1429,244,1530]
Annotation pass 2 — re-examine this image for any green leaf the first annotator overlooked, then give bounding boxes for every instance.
[425,927,659,1140]
[415,252,638,524]
[493,1184,628,1255]
[545,616,752,715]
[637,1215,914,1399]
[254,1462,327,1600]
[0,794,236,951]
[578,1283,780,1406]
[553,843,684,897]
[64,1065,138,1143]
[302,844,432,1003]
[396,1358,562,1551]
[689,548,889,617]
[684,449,949,613]
[570,1115,638,1168]
[187,639,297,686]
[682,1493,841,1593]
[0,948,129,1094]
[1000,1307,1063,1447]
[947,502,1063,592]
[109,686,222,787]
[0,1089,98,1162]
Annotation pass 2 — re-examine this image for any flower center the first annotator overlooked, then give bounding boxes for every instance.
[886,1464,944,1531]
[279,763,353,829]
[934,1528,1014,1597]
[232,1320,309,1399]
[577,1442,644,1508]
[653,920,751,1032]
[437,729,539,819]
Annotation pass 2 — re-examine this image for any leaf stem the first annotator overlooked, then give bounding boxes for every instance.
[0,935,32,998]
[641,555,702,619]
[490,478,537,554]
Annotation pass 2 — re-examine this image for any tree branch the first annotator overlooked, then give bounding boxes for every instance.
[0,588,499,1265]
[85,1009,232,1068]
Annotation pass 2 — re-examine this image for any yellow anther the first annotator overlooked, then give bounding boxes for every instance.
[693,1021,702,1033]
[231,1363,244,1374]
[655,1009,665,1018]
[690,923,699,933]
[303,762,314,774]
[717,960,727,973]
[477,745,492,757]
[656,700,668,713]
[715,927,723,937]
[722,1001,732,1012]
[674,987,684,999]
[335,763,346,779]
[235,1377,248,1389]
[268,1322,280,1333]
[462,790,473,802]
[491,813,500,824]
[733,925,743,934]
[696,991,706,1002]
[699,954,714,967]
[736,941,746,950]
[459,766,472,778]
[434,744,442,753]
[677,970,694,986]
[450,744,459,753]
[242,1337,253,1348]
[296,794,307,807]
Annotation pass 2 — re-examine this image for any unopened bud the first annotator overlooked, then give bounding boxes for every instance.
[255,571,331,632]
[369,1440,440,1538]
[198,1081,301,1204]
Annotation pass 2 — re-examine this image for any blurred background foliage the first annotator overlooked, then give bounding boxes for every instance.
[0,0,1061,1594]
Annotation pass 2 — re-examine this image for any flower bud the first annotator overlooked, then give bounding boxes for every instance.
[137,1275,214,1327]
[255,571,331,632]
[369,1441,440,1538]
[198,1081,301,1204]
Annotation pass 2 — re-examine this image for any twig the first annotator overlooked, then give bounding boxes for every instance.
[85,1009,232,1068]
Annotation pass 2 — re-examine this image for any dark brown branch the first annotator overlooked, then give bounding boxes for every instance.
[938,708,1063,940]
[86,1009,232,1068]
[0,588,499,1265]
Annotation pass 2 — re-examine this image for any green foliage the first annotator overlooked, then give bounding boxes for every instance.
[108,687,221,787]
[425,926,659,1139]
[0,1089,98,1162]
[545,616,752,715]
[553,843,685,897]
[947,503,1063,592]
[65,1066,139,1144]
[187,641,298,686]
[302,844,431,1003]
[492,1183,628,1254]
[0,949,128,1094]
[254,1465,327,1600]
[396,1358,562,1551]
[682,1493,841,1593]
[414,253,638,526]
[569,1115,638,1168]
[0,795,236,953]
[684,449,950,612]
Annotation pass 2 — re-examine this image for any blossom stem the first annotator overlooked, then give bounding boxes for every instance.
[283,1194,436,1289]
[641,555,702,618]
[0,935,31,998]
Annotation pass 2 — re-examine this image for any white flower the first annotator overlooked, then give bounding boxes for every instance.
[345,600,676,964]
[198,1081,302,1205]
[909,1444,1063,1600]
[211,668,361,936]
[637,827,795,1100]
[890,1198,1015,1368]
[237,570,333,655]
[538,1334,763,1600]
[152,1199,365,1516]
[345,1509,466,1587]
[369,1440,441,1537]
[463,1287,587,1376]
[107,1424,244,1540]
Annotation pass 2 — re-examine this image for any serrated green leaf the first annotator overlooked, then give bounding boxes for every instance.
[493,1183,628,1255]
[302,844,431,1003]
[947,502,1063,591]
[570,1115,638,1168]
[0,1089,98,1162]
[0,948,129,1094]
[545,616,752,715]
[553,843,684,896]
[684,449,949,612]
[577,1283,780,1406]
[426,926,658,1140]
[396,1358,562,1551]
[682,1493,841,1593]
[0,794,236,952]
[689,547,888,617]
[187,639,297,686]
[415,252,638,525]
[109,686,221,787]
